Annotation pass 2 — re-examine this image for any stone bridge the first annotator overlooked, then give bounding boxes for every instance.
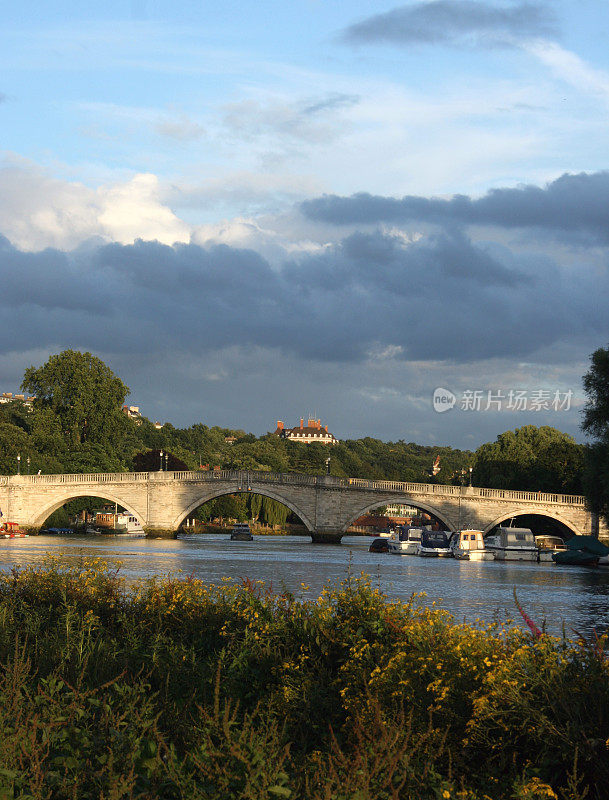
[0,469,605,544]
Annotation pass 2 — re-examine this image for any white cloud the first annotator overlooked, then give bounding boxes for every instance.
[97,173,190,245]
[527,41,609,104]
[0,157,190,250]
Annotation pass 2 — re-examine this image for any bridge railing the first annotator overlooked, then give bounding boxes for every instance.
[13,472,151,484]
[1,469,586,506]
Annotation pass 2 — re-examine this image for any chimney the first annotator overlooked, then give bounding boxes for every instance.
[300,418,304,429]
[325,425,328,432]
[318,419,321,428]
[276,420,284,430]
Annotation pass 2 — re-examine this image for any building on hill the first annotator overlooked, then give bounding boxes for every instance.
[0,392,36,410]
[122,405,143,423]
[274,418,339,445]
[384,504,420,517]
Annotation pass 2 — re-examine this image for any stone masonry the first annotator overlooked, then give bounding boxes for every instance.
[0,470,605,544]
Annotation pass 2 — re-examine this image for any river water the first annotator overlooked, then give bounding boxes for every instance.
[2,533,609,636]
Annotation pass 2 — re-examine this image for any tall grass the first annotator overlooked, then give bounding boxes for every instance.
[0,558,606,799]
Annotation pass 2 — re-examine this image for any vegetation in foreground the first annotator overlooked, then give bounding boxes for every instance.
[0,561,606,799]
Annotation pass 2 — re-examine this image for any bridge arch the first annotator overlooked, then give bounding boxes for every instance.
[32,491,145,528]
[173,487,315,532]
[343,496,458,533]
[482,508,579,536]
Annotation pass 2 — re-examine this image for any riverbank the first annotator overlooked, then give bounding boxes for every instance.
[0,560,606,799]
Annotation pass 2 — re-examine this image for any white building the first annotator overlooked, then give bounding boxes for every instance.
[275,418,339,445]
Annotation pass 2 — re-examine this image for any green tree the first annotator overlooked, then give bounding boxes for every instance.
[249,493,263,522]
[473,425,584,493]
[582,346,609,522]
[260,496,289,526]
[0,422,30,474]
[22,351,129,448]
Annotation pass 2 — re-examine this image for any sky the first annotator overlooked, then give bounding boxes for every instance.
[1,0,608,449]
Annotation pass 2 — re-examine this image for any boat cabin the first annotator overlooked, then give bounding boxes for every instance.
[397,525,423,542]
[453,530,485,551]
[535,535,566,551]
[420,530,450,550]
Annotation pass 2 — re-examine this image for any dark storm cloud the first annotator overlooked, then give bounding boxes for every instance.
[0,225,603,367]
[301,171,609,241]
[341,1,557,49]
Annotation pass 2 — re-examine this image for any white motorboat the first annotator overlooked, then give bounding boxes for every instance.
[451,530,494,561]
[94,511,146,537]
[484,527,537,561]
[387,526,423,555]
[417,529,452,557]
[535,535,566,563]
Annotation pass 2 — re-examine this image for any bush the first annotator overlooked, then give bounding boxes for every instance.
[0,561,605,799]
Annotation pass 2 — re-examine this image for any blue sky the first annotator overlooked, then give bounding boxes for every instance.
[1,1,608,448]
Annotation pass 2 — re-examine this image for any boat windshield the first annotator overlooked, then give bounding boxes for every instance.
[399,527,422,542]
[507,532,534,545]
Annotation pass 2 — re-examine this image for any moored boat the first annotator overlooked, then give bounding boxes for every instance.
[94,511,145,537]
[535,535,566,563]
[387,525,422,555]
[552,534,609,567]
[369,537,389,553]
[552,549,599,566]
[40,527,74,536]
[231,523,253,541]
[417,529,452,557]
[451,530,494,561]
[0,522,28,538]
[484,527,537,561]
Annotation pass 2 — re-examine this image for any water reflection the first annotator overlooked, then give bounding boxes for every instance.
[1,534,608,636]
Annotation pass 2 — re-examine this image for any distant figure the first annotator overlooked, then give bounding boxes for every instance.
[37,469,41,475]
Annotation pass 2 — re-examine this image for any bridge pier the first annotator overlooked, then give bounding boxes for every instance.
[144,528,177,539]
[311,530,344,545]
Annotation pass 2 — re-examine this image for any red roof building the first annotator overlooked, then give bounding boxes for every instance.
[274,418,339,445]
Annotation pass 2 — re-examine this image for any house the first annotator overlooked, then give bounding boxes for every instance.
[0,392,36,410]
[122,405,142,423]
[274,418,339,445]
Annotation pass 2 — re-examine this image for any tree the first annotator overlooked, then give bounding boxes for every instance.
[0,423,30,474]
[582,346,609,522]
[472,426,584,494]
[22,351,129,448]
[249,493,263,522]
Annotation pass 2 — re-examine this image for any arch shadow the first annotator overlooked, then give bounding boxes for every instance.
[343,496,457,533]
[32,492,145,528]
[482,508,579,536]
[173,487,315,532]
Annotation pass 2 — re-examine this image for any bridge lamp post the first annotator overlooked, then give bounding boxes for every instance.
[325,457,331,475]
[16,453,20,475]
[469,466,473,487]
[159,450,164,471]
[26,456,30,475]
[164,453,168,471]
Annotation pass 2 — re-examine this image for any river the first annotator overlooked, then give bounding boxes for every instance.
[2,533,609,636]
